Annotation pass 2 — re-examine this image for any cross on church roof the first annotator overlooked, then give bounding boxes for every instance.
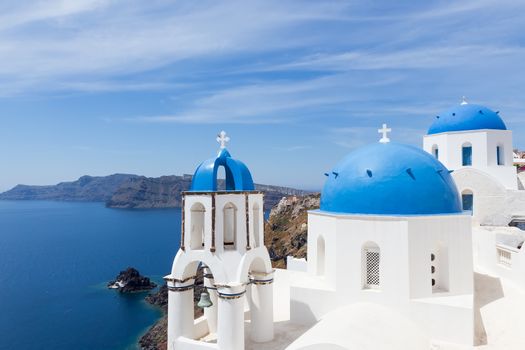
[217,130,230,149]
[378,123,392,143]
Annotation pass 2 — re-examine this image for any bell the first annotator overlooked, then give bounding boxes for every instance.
[197,290,213,308]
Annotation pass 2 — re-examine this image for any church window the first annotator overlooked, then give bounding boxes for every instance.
[432,145,439,159]
[462,143,472,166]
[362,242,380,289]
[223,202,237,248]
[431,243,449,293]
[462,190,473,214]
[190,203,206,250]
[497,145,504,165]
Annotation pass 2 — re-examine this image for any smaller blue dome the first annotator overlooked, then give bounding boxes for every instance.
[320,142,462,215]
[428,103,506,135]
[190,148,254,192]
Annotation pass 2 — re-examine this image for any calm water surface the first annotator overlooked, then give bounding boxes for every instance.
[0,201,180,350]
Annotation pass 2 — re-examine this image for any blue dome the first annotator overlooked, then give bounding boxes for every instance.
[428,103,506,135]
[190,148,255,192]
[320,142,462,215]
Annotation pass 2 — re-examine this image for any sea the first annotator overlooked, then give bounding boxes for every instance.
[0,200,180,350]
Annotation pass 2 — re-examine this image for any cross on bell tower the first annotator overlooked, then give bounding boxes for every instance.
[378,123,392,144]
[217,131,230,149]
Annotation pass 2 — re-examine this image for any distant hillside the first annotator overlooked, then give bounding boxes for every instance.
[0,174,309,210]
[0,174,139,201]
[106,175,309,211]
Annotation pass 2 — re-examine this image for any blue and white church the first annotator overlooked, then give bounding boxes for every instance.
[166,99,525,350]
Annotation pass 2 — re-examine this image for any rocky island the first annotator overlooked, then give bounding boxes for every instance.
[0,174,309,211]
[108,267,157,293]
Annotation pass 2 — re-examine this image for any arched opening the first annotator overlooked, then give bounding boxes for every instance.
[170,261,220,344]
[216,165,226,191]
[246,257,274,343]
[316,235,325,276]
[190,203,206,250]
[431,144,439,159]
[497,144,505,165]
[362,241,380,289]
[462,189,474,214]
[252,203,261,248]
[462,142,473,166]
[223,202,237,248]
[431,242,449,293]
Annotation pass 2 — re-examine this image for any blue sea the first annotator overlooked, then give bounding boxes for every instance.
[0,201,180,350]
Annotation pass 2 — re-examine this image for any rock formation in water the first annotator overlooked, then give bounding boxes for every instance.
[108,267,156,293]
[0,174,139,201]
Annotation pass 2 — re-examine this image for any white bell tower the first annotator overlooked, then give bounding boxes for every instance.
[165,132,274,350]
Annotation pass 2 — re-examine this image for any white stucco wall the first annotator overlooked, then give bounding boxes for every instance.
[424,129,517,190]
[474,226,525,289]
[290,211,473,346]
[452,169,525,226]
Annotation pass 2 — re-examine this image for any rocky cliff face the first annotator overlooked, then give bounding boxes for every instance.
[264,193,320,268]
[106,176,308,211]
[0,174,308,211]
[138,193,320,349]
[0,174,138,201]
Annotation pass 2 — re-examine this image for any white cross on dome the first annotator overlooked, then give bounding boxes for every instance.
[378,123,392,143]
[217,130,230,149]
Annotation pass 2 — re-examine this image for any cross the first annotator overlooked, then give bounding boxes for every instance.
[216,130,230,149]
[378,123,391,143]
[461,96,468,105]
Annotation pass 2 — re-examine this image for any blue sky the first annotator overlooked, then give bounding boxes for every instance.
[1,0,525,192]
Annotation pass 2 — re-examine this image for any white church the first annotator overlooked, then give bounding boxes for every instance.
[164,100,525,350]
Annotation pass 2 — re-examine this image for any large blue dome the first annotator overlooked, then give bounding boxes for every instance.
[428,103,506,135]
[320,142,462,215]
[190,148,254,192]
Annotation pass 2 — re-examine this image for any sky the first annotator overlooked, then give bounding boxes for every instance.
[0,0,525,192]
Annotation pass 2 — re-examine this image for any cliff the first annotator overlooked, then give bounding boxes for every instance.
[0,174,138,201]
[105,176,308,211]
[264,193,320,268]
[0,174,308,210]
[138,193,320,349]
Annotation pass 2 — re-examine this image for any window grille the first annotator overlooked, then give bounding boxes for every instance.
[497,248,512,268]
[365,249,380,288]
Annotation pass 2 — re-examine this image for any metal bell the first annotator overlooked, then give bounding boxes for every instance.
[197,290,213,308]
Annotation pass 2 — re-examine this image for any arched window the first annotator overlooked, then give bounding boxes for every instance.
[316,235,325,276]
[431,242,449,293]
[497,144,504,165]
[190,203,206,250]
[223,202,237,248]
[462,142,472,166]
[362,242,380,289]
[216,166,226,191]
[462,189,473,214]
[431,144,439,159]
[252,203,261,248]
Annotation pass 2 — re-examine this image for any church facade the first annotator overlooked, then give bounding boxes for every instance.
[165,99,525,349]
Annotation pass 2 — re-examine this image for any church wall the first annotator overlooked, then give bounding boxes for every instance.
[452,169,509,225]
[425,130,517,190]
[474,227,525,290]
[407,215,473,299]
